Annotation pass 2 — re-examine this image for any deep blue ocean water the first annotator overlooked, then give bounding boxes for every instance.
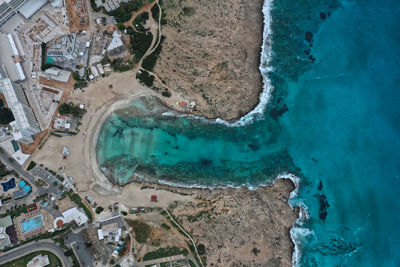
[96,0,400,265]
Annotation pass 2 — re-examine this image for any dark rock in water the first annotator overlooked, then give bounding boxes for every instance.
[328,12,331,17]
[308,55,316,63]
[248,143,260,151]
[307,16,311,20]
[318,181,323,191]
[270,104,289,120]
[199,158,213,167]
[319,194,330,221]
[317,238,356,256]
[164,152,168,155]
[112,128,123,138]
[305,31,313,44]
[174,146,179,150]
[312,157,318,162]
[304,49,311,55]
[320,12,327,20]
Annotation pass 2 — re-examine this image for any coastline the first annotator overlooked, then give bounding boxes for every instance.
[30,0,303,265]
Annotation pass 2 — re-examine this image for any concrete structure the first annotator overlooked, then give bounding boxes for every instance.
[0,64,40,144]
[97,215,123,243]
[46,34,89,70]
[26,254,50,267]
[0,33,25,81]
[107,31,125,56]
[0,0,29,26]
[61,207,88,227]
[18,0,48,19]
[42,67,71,83]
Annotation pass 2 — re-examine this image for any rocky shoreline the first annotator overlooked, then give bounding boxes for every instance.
[154,0,265,121]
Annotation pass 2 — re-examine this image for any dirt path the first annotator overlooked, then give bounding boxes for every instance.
[123,1,157,28]
[164,208,204,267]
[148,1,162,55]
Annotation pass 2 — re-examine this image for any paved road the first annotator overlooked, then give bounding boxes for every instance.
[0,151,59,195]
[0,240,71,267]
[136,255,186,267]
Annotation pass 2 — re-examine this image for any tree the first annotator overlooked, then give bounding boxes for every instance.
[197,244,206,255]
[95,206,104,214]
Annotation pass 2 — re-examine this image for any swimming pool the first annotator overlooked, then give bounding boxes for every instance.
[1,178,16,192]
[22,216,43,232]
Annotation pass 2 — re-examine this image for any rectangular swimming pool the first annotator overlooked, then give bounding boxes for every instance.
[22,216,43,232]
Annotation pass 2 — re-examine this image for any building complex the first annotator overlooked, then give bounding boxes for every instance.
[0,64,40,144]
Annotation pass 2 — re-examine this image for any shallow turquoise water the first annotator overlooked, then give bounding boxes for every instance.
[97,0,400,265]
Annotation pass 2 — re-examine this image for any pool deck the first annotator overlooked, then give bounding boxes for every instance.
[14,208,55,241]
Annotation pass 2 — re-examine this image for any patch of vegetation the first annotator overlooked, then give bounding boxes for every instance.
[136,71,154,87]
[0,99,14,124]
[58,103,85,118]
[197,244,206,255]
[95,206,104,214]
[74,81,88,89]
[110,58,134,72]
[142,247,188,261]
[89,0,101,12]
[142,36,165,71]
[121,211,128,216]
[182,7,195,16]
[0,250,62,267]
[27,161,37,171]
[126,219,151,243]
[188,260,197,267]
[0,161,11,178]
[187,210,209,223]
[2,204,27,218]
[133,12,149,32]
[127,28,153,62]
[108,0,147,22]
[151,3,160,21]
[35,179,47,187]
[161,90,171,98]
[161,223,170,230]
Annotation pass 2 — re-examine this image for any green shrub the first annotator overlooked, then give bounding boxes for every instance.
[58,103,85,118]
[95,206,104,214]
[142,36,165,71]
[27,161,37,171]
[136,71,154,87]
[128,30,153,62]
[126,219,151,243]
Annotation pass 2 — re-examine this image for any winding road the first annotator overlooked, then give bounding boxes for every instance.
[0,240,70,267]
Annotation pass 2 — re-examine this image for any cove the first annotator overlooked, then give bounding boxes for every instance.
[96,0,400,265]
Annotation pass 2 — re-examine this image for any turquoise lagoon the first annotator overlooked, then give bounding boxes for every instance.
[97,0,400,265]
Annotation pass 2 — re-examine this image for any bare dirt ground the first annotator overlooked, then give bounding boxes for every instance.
[122,179,298,267]
[154,0,264,120]
[65,0,90,32]
[166,179,298,267]
[19,129,49,154]
[39,76,75,104]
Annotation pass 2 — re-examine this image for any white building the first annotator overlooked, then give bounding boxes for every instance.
[0,33,25,81]
[0,64,40,144]
[62,207,88,226]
